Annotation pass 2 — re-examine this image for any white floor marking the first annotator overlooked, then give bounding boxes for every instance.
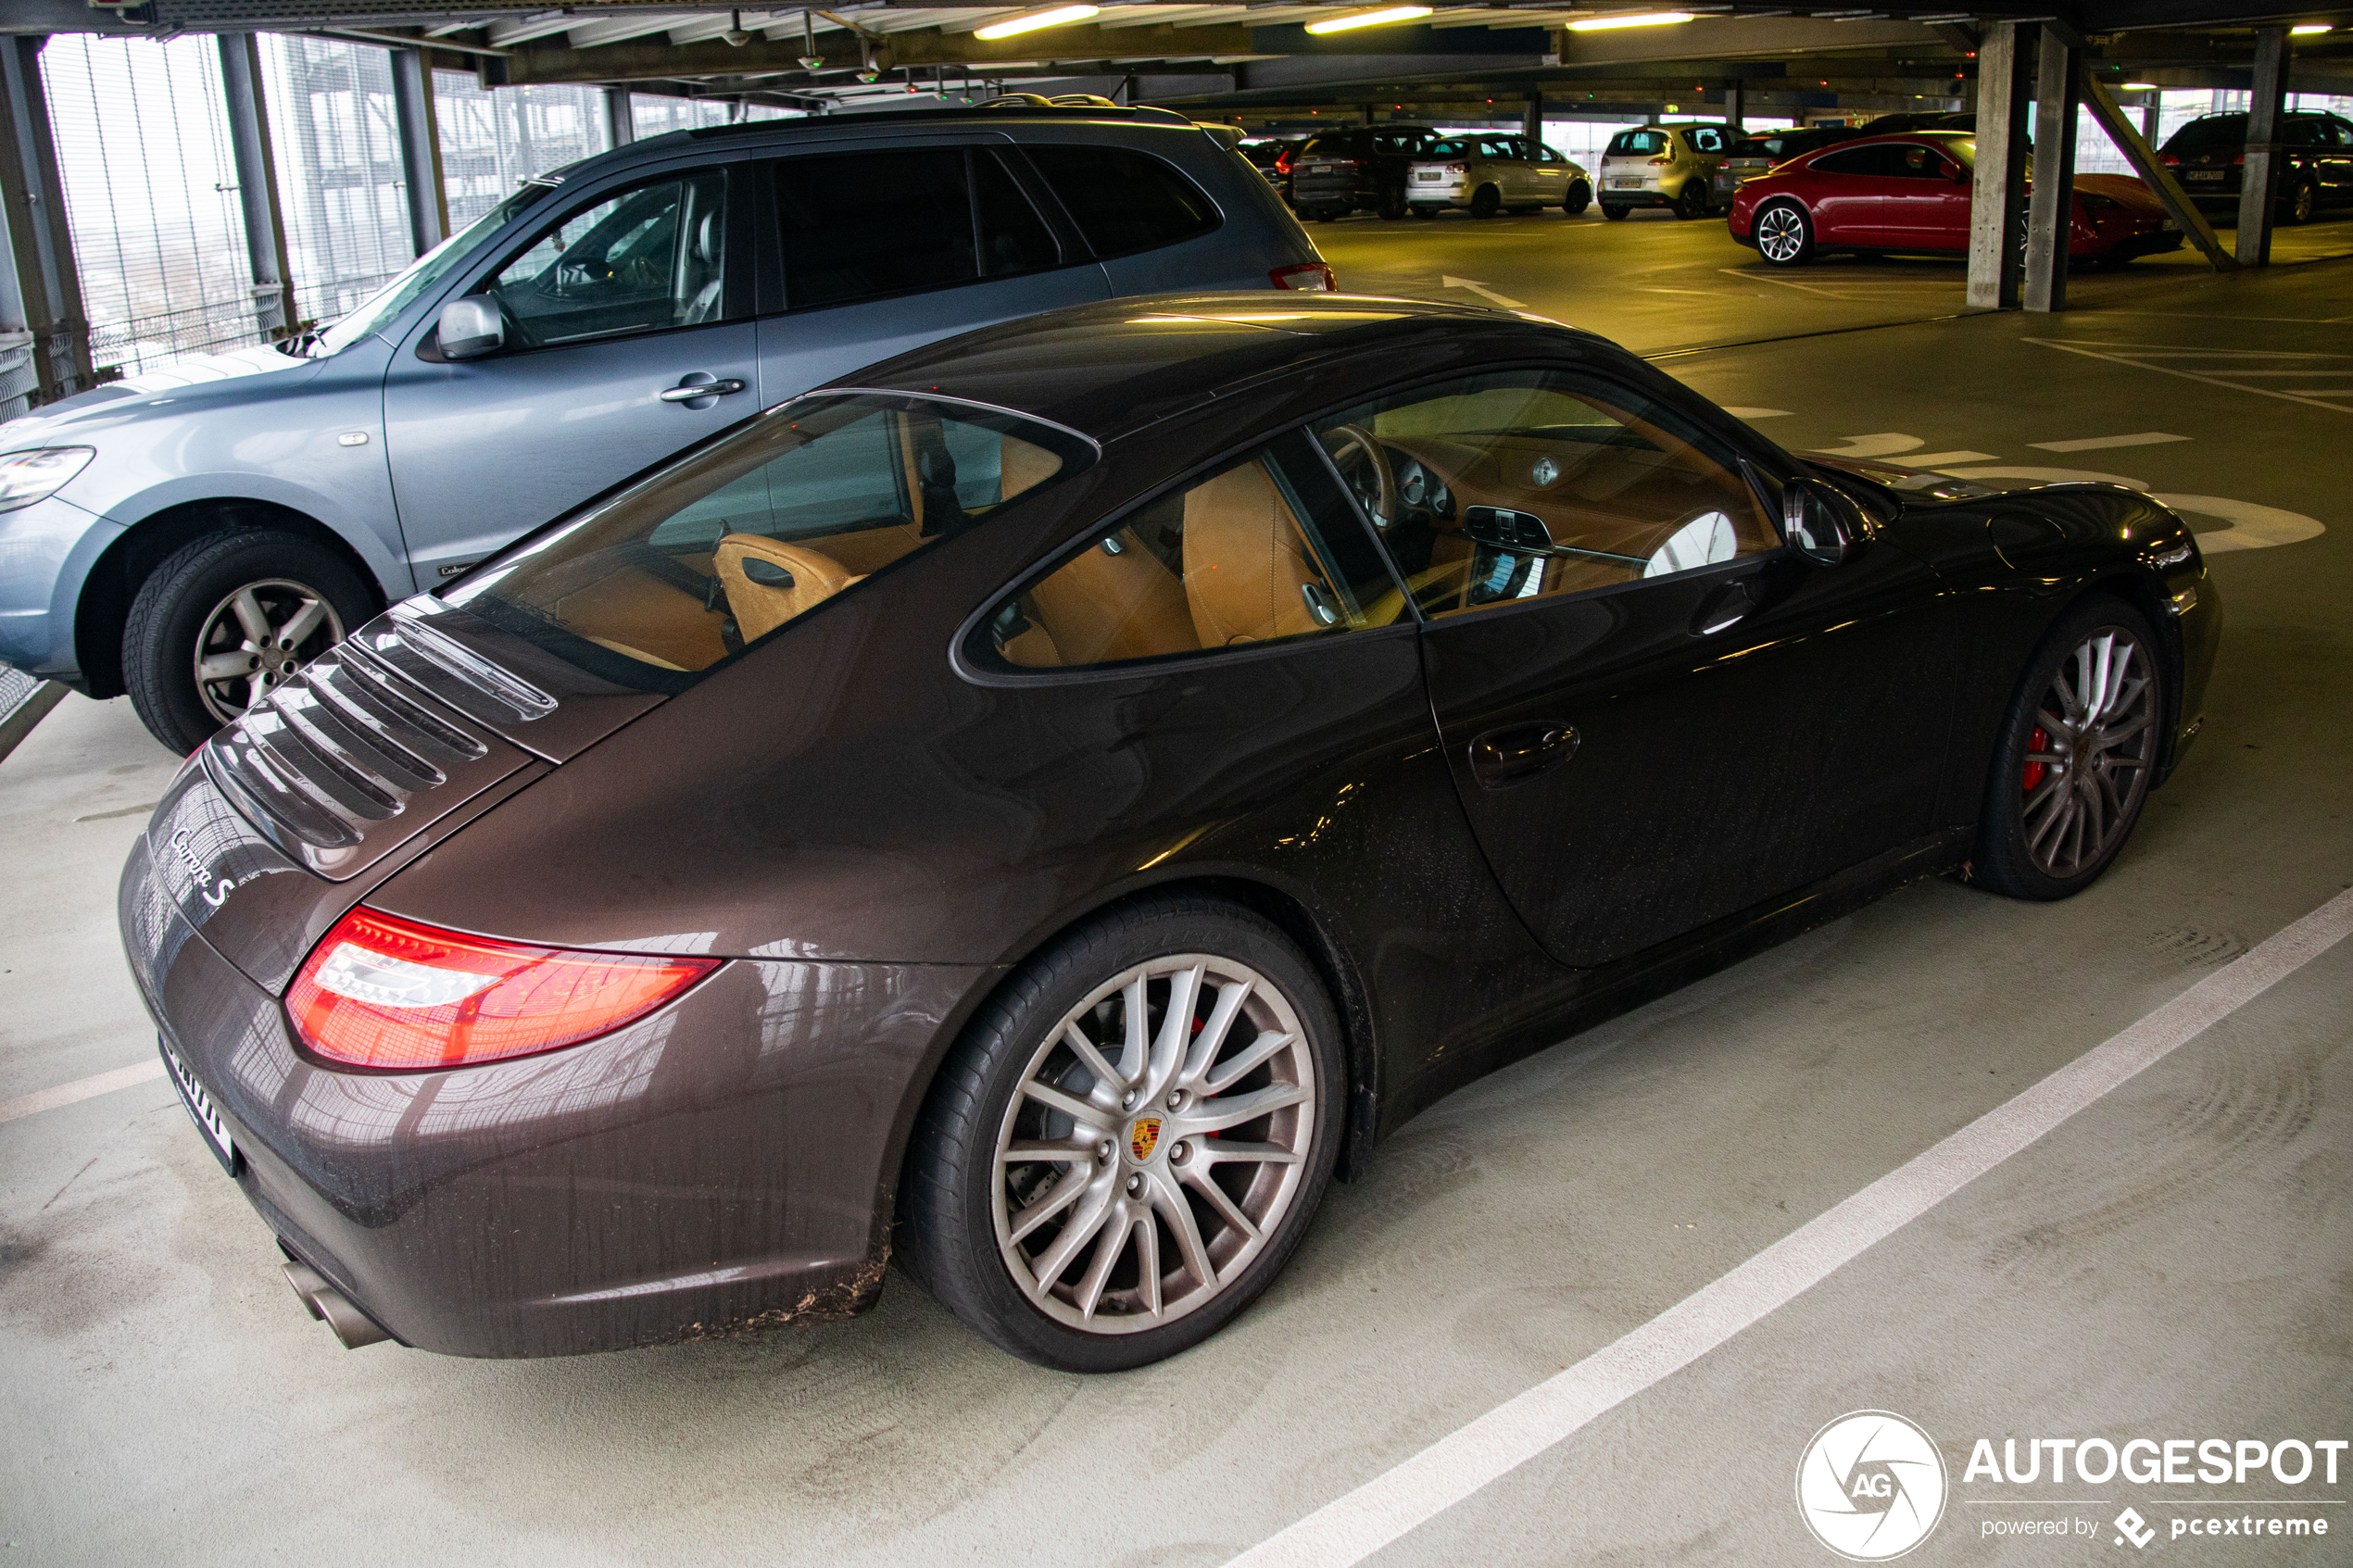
[1440,276,1527,308]
[1936,464,2151,488]
[2028,340,2353,415]
[2153,494,2328,552]
[2031,433,2189,452]
[1721,407,1793,420]
[1224,886,2353,1568]
[1807,433,1923,458]
[0,1060,168,1127]
[1902,449,2001,466]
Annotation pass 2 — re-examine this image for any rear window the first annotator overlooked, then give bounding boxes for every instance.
[774,147,1058,312]
[1607,130,1667,157]
[1025,144,1221,258]
[1299,132,1363,157]
[1373,130,1438,157]
[445,394,1092,688]
[1426,138,1472,158]
[2162,114,2247,155]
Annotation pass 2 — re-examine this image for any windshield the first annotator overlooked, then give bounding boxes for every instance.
[444,393,1092,688]
[313,183,550,355]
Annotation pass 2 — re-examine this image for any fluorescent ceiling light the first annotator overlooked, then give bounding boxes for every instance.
[2290,22,2332,33]
[2122,82,2161,91]
[1305,6,1433,32]
[1566,9,1695,31]
[973,5,1099,40]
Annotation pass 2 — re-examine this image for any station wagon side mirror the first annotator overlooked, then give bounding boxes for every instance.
[1784,475,1870,565]
[438,296,506,360]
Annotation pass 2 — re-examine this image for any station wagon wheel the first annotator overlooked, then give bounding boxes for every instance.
[1755,201,1814,266]
[122,528,376,755]
[2286,178,2317,226]
[1564,179,1592,216]
[899,896,1342,1371]
[1470,184,1502,220]
[1970,599,2164,900]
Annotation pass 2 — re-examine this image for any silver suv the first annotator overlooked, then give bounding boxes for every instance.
[1407,134,1592,219]
[0,104,1329,751]
[1597,122,1737,220]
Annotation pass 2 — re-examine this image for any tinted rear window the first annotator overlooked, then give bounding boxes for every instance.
[1300,132,1365,157]
[774,147,1058,311]
[2163,114,2247,155]
[1026,144,1222,258]
[1608,130,1667,156]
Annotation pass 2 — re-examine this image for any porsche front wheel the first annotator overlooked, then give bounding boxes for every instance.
[900,895,1342,1371]
[1755,202,1814,266]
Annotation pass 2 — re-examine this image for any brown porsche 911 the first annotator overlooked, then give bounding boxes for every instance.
[121,294,2218,1370]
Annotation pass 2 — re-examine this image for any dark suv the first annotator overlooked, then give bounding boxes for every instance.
[2160,110,2353,225]
[1289,125,1444,221]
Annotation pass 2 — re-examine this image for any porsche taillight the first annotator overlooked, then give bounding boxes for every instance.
[1271,262,1337,292]
[286,907,718,1071]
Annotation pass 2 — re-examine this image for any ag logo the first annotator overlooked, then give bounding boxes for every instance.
[1128,1116,1162,1161]
[1795,1411,1948,1561]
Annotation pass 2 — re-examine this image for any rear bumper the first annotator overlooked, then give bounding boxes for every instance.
[120,814,986,1358]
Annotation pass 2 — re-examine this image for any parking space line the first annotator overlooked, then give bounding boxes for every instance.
[1225,886,2353,1568]
[2031,433,2189,452]
[0,1060,167,1126]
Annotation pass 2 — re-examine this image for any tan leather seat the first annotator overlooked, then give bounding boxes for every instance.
[1181,461,1327,647]
[1026,529,1196,665]
[712,533,861,642]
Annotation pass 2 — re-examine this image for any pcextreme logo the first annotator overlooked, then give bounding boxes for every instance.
[1796,1411,1950,1562]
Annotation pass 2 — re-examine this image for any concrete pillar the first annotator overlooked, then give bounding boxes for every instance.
[218,34,299,341]
[1522,92,1541,144]
[0,36,91,401]
[2235,26,2287,265]
[1966,21,2031,310]
[1729,79,1743,129]
[2141,93,2160,148]
[389,48,447,257]
[2024,24,2079,314]
[603,86,634,147]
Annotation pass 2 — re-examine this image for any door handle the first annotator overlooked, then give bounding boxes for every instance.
[659,375,748,404]
[1468,722,1579,790]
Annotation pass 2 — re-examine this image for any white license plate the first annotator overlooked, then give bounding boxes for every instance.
[1611,179,1644,190]
[1304,163,1331,173]
[161,1036,238,1173]
[1414,171,1441,181]
[2185,169,2224,182]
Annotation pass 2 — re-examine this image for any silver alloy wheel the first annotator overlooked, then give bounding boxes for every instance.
[1756,204,1806,262]
[992,953,1315,1334]
[2021,626,2158,879]
[192,578,345,725]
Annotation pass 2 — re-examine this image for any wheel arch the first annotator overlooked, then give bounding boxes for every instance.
[74,499,390,698]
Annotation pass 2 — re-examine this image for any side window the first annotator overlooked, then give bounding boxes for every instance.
[1891,143,1951,178]
[1810,144,1894,177]
[978,434,1404,671]
[1686,126,1728,155]
[1311,370,1778,620]
[1023,144,1221,258]
[474,170,728,350]
[774,147,1058,312]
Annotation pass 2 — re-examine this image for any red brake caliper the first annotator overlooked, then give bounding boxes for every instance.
[2022,725,2048,794]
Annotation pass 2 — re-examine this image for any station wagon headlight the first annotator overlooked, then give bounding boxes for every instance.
[0,447,95,513]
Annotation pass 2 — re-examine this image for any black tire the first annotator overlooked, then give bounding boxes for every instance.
[123,528,375,755]
[1378,187,1409,220]
[1601,201,1629,220]
[1753,200,1815,267]
[1970,596,2165,901]
[1409,206,1439,219]
[1673,180,1707,220]
[1469,184,1502,220]
[1564,181,1592,216]
[899,894,1344,1372]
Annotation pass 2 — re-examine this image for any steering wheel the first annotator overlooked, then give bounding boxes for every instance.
[1322,424,1397,530]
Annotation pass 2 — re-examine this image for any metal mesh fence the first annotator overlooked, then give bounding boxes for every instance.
[435,72,610,231]
[259,35,418,332]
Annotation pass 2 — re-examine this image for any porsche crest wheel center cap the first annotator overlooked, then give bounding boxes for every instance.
[1126,1115,1163,1163]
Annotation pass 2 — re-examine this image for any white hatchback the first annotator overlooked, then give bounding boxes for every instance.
[1408,134,1592,219]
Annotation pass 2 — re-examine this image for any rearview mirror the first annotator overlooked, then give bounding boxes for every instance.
[438,296,505,360]
[1783,475,1870,565]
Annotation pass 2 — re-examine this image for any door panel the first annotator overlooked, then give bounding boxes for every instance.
[1880,144,1972,248]
[384,162,756,580]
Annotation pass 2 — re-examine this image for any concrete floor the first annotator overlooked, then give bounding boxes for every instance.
[3,221,2348,1566]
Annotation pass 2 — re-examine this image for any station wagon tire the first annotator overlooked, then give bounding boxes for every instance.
[1470,184,1502,220]
[2285,178,2317,226]
[1755,201,1814,266]
[1564,181,1592,216]
[898,895,1343,1372]
[123,529,374,755]
[1378,188,1409,220]
[1970,598,2165,902]
[1601,201,1629,220]
[1673,182,1707,220]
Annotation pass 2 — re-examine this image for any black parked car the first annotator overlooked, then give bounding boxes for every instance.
[1289,124,1444,220]
[123,294,2218,1372]
[2161,110,2353,225]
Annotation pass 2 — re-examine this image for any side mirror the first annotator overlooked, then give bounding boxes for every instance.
[438,296,505,360]
[1947,163,1969,184]
[1784,475,1870,565]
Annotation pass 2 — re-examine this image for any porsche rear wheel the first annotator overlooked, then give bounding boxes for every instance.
[900,895,1342,1371]
[1971,598,2164,900]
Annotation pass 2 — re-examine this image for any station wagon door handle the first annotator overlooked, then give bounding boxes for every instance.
[659,376,748,403]
[1468,722,1579,789]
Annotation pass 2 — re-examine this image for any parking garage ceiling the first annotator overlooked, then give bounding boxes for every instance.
[6,0,2349,116]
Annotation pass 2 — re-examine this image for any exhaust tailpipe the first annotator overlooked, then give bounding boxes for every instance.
[283,1259,391,1348]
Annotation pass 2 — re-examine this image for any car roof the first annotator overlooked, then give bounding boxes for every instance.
[834,292,1579,445]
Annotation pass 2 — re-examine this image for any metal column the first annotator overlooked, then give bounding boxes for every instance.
[602,86,634,147]
[389,48,448,257]
[2081,69,2233,270]
[2023,24,2079,314]
[217,33,298,341]
[2236,25,2287,266]
[1966,21,2030,311]
[0,35,90,402]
